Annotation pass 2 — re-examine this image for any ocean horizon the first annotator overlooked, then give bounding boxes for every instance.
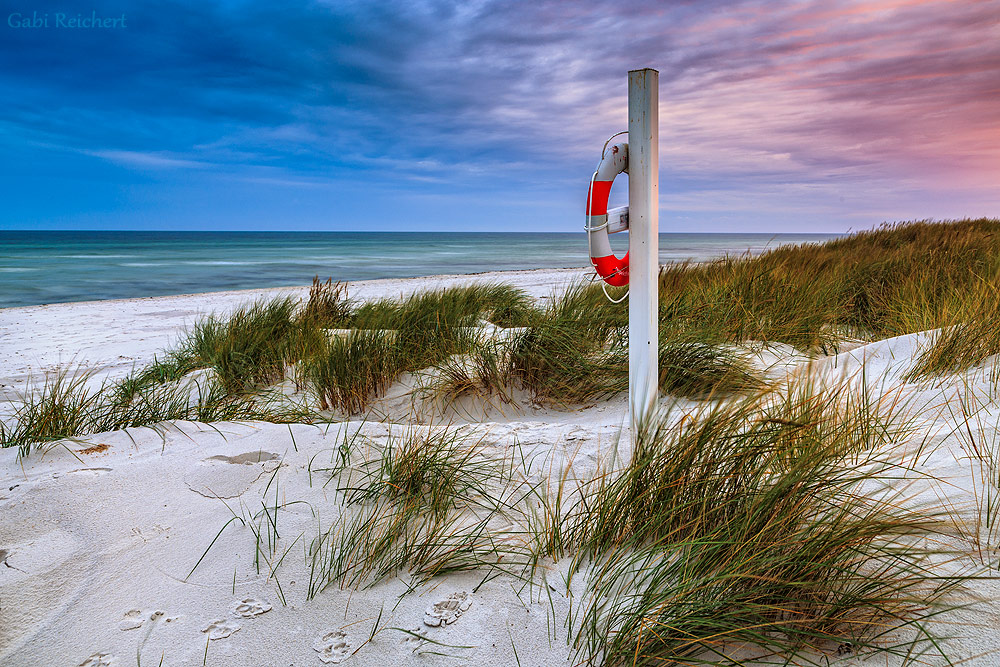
[0,230,842,308]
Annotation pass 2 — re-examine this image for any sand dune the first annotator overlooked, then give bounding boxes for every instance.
[3,269,1000,666]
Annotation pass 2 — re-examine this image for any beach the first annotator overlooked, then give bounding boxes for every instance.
[3,261,1000,666]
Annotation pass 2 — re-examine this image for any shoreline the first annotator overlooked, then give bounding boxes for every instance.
[0,265,592,313]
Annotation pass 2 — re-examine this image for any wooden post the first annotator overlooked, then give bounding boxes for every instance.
[628,68,659,436]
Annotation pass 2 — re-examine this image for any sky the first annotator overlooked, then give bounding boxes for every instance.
[1,0,997,233]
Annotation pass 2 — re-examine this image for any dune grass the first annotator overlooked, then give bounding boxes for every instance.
[905,273,1000,380]
[657,340,763,398]
[301,378,961,664]
[654,218,1000,349]
[306,330,401,414]
[0,368,316,456]
[182,297,300,393]
[506,280,767,404]
[308,425,529,593]
[423,338,519,409]
[1,282,353,454]
[546,380,958,665]
[8,218,1000,452]
[301,276,352,327]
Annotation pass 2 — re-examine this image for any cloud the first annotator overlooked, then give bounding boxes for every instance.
[0,0,995,230]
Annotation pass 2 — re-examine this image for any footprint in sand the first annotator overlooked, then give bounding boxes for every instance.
[185,451,281,499]
[118,609,144,631]
[313,630,351,663]
[79,653,117,667]
[231,597,272,618]
[423,591,472,627]
[202,618,241,640]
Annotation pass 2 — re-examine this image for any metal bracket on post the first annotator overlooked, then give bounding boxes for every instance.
[628,68,659,441]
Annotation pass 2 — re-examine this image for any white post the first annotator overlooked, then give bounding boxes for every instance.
[628,68,659,437]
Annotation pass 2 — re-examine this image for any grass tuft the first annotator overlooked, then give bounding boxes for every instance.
[306,330,400,415]
[557,379,954,664]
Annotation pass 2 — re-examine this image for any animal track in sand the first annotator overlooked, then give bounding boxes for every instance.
[202,618,241,640]
[118,609,144,631]
[79,653,117,666]
[423,591,472,627]
[231,596,272,617]
[119,609,172,631]
[314,630,351,663]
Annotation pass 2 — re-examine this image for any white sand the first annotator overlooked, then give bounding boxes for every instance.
[2,268,1000,666]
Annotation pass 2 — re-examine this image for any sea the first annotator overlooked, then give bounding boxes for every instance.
[0,231,842,309]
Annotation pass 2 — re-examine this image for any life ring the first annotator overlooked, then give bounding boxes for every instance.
[586,142,629,286]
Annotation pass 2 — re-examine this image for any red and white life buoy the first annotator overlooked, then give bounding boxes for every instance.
[586,142,629,286]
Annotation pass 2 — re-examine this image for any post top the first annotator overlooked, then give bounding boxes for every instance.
[628,67,659,74]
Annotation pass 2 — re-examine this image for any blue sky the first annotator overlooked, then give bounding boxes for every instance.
[2,0,997,233]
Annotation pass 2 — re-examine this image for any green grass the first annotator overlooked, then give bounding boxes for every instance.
[8,218,1000,453]
[183,297,299,393]
[506,280,767,404]
[556,380,956,665]
[657,340,763,398]
[306,330,401,415]
[351,282,536,370]
[300,378,962,664]
[308,424,529,593]
[905,273,1000,380]
[423,338,519,409]
[0,372,101,456]
[0,368,317,456]
[301,276,352,327]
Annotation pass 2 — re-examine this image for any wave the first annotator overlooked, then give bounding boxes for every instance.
[56,254,138,259]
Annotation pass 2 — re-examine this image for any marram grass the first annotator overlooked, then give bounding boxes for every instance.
[301,379,964,665]
[555,380,959,665]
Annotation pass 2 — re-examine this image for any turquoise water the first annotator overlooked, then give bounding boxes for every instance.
[0,231,842,308]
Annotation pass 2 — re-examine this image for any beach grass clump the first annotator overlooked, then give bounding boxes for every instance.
[303,283,537,411]
[309,499,517,594]
[308,425,527,593]
[340,426,501,515]
[301,276,352,327]
[657,255,842,352]
[556,380,954,664]
[305,330,400,414]
[111,350,202,401]
[509,322,621,403]
[0,372,102,456]
[508,281,766,403]
[0,369,317,456]
[425,338,519,408]
[507,282,626,403]
[183,297,299,393]
[657,340,763,399]
[351,283,536,371]
[905,274,1000,380]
